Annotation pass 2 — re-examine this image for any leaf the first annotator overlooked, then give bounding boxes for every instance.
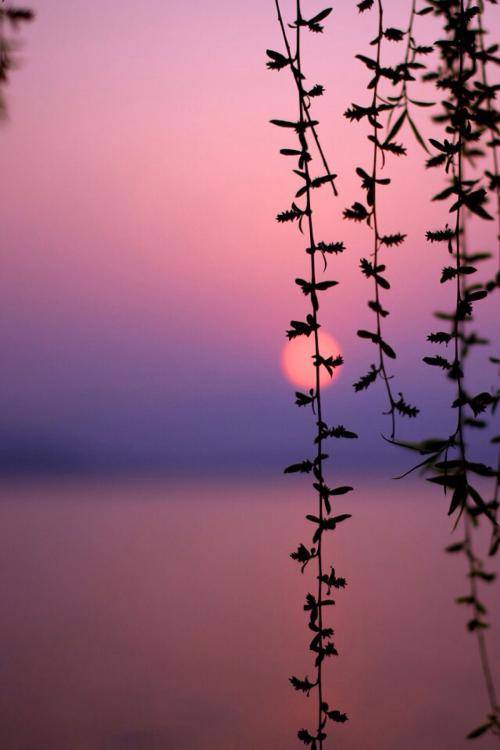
[427,474,463,489]
[357,329,376,341]
[266,49,290,71]
[426,227,454,243]
[327,710,348,723]
[313,354,344,376]
[408,98,434,107]
[407,113,429,152]
[368,299,389,317]
[383,27,404,42]
[295,391,315,407]
[379,139,407,156]
[466,722,492,739]
[380,233,406,246]
[344,103,372,122]
[445,541,465,553]
[426,153,446,168]
[269,119,297,129]
[331,512,352,522]
[343,202,369,222]
[467,289,487,302]
[357,330,395,358]
[353,364,379,392]
[467,485,496,523]
[308,84,325,97]
[423,355,451,370]
[329,425,359,439]
[284,460,314,474]
[375,274,390,290]
[461,188,493,220]
[380,339,396,359]
[314,280,339,291]
[316,241,345,255]
[427,331,452,344]
[307,7,333,33]
[440,266,456,283]
[290,675,315,695]
[394,393,419,418]
[277,205,302,223]
[286,315,319,340]
[386,110,406,143]
[297,728,315,745]
[329,487,354,496]
[290,544,314,572]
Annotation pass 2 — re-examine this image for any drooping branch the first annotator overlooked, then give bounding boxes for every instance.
[268,3,353,747]
[344,0,419,439]
[393,0,500,739]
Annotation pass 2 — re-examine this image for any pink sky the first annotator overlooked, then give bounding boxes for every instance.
[0,0,498,471]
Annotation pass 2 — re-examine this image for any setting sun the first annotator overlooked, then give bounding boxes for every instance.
[281,331,342,390]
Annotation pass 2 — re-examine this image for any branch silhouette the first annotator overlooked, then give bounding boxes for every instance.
[390,0,500,739]
[268,3,352,747]
[344,0,419,438]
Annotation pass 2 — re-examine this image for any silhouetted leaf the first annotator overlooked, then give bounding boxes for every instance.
[394,393,419,418]
[428,331,452,344]
[266,49,291,70]
[354,364,379,392]
[380,233,406,246]
[284,460,314,474]
[384,27,404,42]
[329,425,358,439]
[426,227,454,243]
[467,722,493,739]
[423,355,451,370]
[295,391,315,407]
[306,7,333,33]
[290,676,316,695]
[327,710,348,723]
[343,202,369,221]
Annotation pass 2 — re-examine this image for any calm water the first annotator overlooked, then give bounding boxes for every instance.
[0,477,498,749]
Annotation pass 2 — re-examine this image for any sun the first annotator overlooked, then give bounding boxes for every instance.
[281,330,342,390]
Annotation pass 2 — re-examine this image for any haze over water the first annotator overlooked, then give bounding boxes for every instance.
[1,478,498,750]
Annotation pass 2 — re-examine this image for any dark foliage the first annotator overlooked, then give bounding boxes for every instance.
[268,3,351,747]
[391,0,500,739]
[343,0,419,438]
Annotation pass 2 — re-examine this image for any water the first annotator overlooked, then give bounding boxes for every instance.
[0,477,498,749]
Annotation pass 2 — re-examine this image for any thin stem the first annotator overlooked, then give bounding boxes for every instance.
[454,2,499,738]
[387,0,417,131]
[295,4,325,743]
[372,0,397,438]
[477,1,500,268]
[453,0,467,483]
[273,0,338,197]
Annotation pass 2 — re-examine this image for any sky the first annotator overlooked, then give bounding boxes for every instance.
[0,0,498,474]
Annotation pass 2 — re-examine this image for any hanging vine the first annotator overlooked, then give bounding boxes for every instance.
[473,2,500,551]
[268,2,353,747]
[476,0,500,267]
[389,0,500,739]
[385,0,435,148]
[343,0,419,439]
